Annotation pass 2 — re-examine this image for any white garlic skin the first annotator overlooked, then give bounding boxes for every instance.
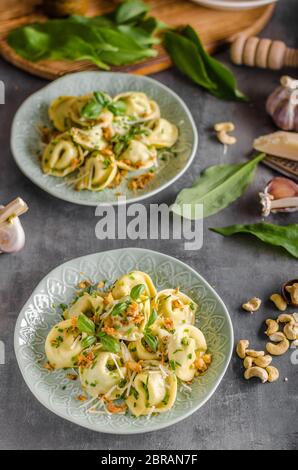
[0,212,25,254]
[266,79,298,132]
[260,177,298,216]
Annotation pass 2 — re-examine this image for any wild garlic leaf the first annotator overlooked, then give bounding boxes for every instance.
[130,284,145,300]
[172,153,265,220]
[164,25,248,101]
[146,308,158,329]
[143,332,158,352]
[210,223,298,259]
[115,0,149,25]
[81,335,96,349]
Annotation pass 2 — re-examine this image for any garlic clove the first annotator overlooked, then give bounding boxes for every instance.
[266,76,298,132]
[0,215,25,253]
[0,198,28,254]
[282,280,298,307]
[259,177,298,216]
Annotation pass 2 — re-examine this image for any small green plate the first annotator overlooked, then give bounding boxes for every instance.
[11,72,198,206]
[14,248,233,434]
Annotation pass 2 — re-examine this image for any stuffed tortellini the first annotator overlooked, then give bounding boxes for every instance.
[117,140,157,170]
[112,271,156,300]
[126,369,177,416]
[167,325,207,382]
[42,133,85,177]
[64,292,104,320]
[79,352,126,397]
[155,289,197,327]
[114,92,160,121]
[71,125,107,151]
[75,153,118,191]
[48,96,76,132]
[147,118,178,148]
[45,319,84,369]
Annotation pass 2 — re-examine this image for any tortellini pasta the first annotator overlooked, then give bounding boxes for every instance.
[114,92,160,121]
[41,91,178,193]
[64,292,104,320]
[117,140,157,170]
[45,319,84,369]
[126,370,177,416]
[147,118,178,148]
[155,289,197,327]
[44,270,211,418]
[168,325,207,382]
[75,153,118,191]
[79,352,126,397]
[42,133,85,177]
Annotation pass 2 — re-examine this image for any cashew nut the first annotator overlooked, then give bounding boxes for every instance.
[266,366,279,383]
[285,283,298,305]
[236,339,249,359]
[284,322,298,341]
[244,366,268,383]
[214,122,236,146]
[243,356,253,369]
[242,297,262,313]
[265,319,279,336]
[277,313,295,324]
[270,294,287,311]
[266,332,290,356]
[293,313,298,323]
[246,349,265,358]
[254,355,272,368]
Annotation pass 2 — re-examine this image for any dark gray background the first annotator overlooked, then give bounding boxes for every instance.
[0,0,297,450]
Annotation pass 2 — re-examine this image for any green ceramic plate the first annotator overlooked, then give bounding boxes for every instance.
[11,72,198,206]
[14,248,233,434]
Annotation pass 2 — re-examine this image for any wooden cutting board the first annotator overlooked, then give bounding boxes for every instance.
[0,0,276,80]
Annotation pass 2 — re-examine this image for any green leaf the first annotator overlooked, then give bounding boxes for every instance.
[81,335,96,349]
[111,300,130,316]
[164,26,248,101]
[210,223,298,259]
[130,284,145,300]
[107,99,127,116]
[172,153,265,220]
[143,332,158,352]
[80,98,103,119]
[97,332,120,353]
[115,0,149,24]
[146,308,158,329]
[164,31,214,90]
[77,313,95,335]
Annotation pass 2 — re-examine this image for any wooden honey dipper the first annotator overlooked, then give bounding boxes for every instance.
[230,35,298,70]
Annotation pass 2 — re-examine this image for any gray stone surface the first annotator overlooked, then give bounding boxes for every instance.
[0,0,297,450]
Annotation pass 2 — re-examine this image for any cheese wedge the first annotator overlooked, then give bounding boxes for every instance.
[253,131,298,162]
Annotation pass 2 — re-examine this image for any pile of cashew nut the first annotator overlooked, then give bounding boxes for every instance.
[237,283,298,383]
[236,339,279,383]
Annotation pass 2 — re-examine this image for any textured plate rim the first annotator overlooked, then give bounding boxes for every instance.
[14,247,234,435]
[11,72,198,207]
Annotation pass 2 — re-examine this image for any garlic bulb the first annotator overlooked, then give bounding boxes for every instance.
[0,198,28,253]
[266,76,298,132]
[259,177,298,216]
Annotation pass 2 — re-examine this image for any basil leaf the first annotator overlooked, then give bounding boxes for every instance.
[94,91,110,106]
[130,284,145,300]
[164,26,248,102]
[77,313,95,335]
[172,153,265,220]
[143,332,158,352]
[81,335,96,349]
[108,100,127,116]
[115,0,149,25]
[210,223,298,259]
[146,308,158,329]
[111,301,130,316]
[97,332,120,353]
[80,99,103,119]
